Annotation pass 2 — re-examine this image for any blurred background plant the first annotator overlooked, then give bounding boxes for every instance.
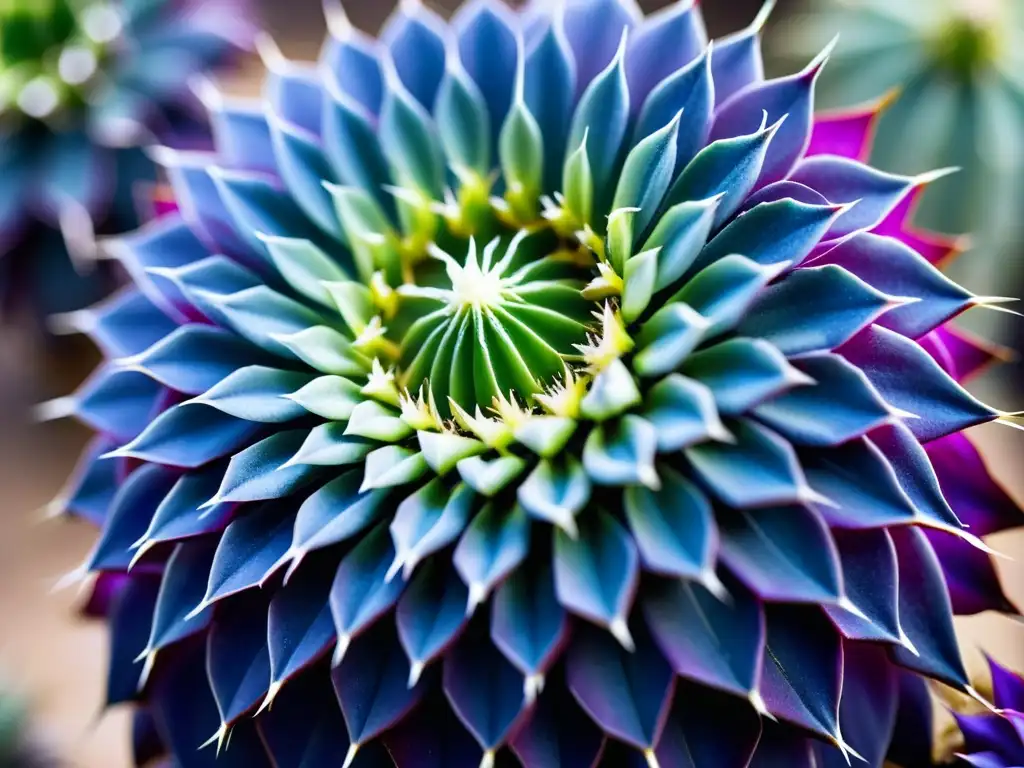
[0,679,59,768]
[0,1,1021,767]
[774,0,1024,355]
[0,0,255,343]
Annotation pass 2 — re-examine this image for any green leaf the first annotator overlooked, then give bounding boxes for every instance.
[580,358,641,421]
[361,446,429,491]
[500,96,544,208]
[272,326,367,377]
[606,207,637,276]
[322,280,374,337]
[562,130,594,227]
[513,415,578,458]
[345,400,413,443]
[622,248,658,323]
[326,184,399,283]
[456,455,529,497]
[379,71,445,197]
[417,431,489,476]
[612,111,681,237]
[517,457,591,537]
[634,303,710,378]
[434,59,491,177]
[642,197,719,292]
[260,235,349,306]
[288,424,374,467]
[286,375,363,421]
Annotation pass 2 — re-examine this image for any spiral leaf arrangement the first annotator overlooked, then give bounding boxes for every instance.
[0,0,254,324]
[46,1,1024,766]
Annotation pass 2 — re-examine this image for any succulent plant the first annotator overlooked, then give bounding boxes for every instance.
[46,0,1024,766]
[0,0,255,326]
[953,658,1024,767]
[776,0,1024,315]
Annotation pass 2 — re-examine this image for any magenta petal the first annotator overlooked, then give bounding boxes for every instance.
[919,325,1008,384]
[925,433,1023,537]
[925,529,1016,616]
[872,184,968,266]
[807,101,884,162]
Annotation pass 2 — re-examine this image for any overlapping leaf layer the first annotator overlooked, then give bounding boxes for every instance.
[50,1,1024,766]
[0,0,254,321]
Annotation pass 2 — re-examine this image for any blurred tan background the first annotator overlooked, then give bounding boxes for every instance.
[0,1,1021,766]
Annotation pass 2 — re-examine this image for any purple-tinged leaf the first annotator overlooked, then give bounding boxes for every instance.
[643,575,764,698]
[709,0,773,103]
[686,420,812,509]
[524,14,576,191]
[886,670,936,768]
[131,708,162,768]
[267,555,336,693]
[566,622,674,751]
[737,265,890,356]
[329,523,406,661]
[391,480,474,580]
[824,529,902,645]
[802,438,918,529]
[89,464,178,571]
[396,559,470,682]
[491,561,569,698]
[59,436,119,524]
[760,605,844,746]
[642,374,730,452]
[143,540,217,662]
[69,366,162,442]
[623,467,714,579]
[822,642,898,768]
[582,415,659,488]
[925,432,1021,536]
[110,402,261,468]
[720,505,841,604]
[453,0,518,149]
[107,574,160,705]
[453,502,529,614]
[842,326,997,443]
[381,0,447,111]
[651,681,762,768]
[554,509,638,646]
[818,232,975,338]
[626,0,706,110]
[870,421,962,530]
[634,50,713,172]
[710,44,829,188]
[383,691,483,768]
[333,622,426,749]
[889,527,970,689]
[790,156,917,238]
[199,503,292,608]
[257,668,351,768]
[755,354,891,446]
[206,591,273,727]
[137,463,233,550]
[151,642,272,768]
[748,722,817,768]
[665,116,782,227]
[290,471,390,567]
[210,430,324,505]
[562,0,640,99]
[693,199,839,275]
[989,657,1024,712]
[444,627,526,755]
[683,337,812,415]
[566,28,630,213]
[511,681,606,768]
[195,366,314,424]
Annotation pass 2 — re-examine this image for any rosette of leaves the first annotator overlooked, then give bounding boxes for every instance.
[45,0,1024,766]
[0,0,255,326]
[776,0,1024,306]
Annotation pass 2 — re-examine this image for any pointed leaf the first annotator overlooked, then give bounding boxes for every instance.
[268,556,336,686]
[642,374,729,451]
[453,503,530,613]
[396,560,470,676]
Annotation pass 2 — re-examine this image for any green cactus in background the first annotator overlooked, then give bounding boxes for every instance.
[0,687,56,768]
[777,0,1024,329]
